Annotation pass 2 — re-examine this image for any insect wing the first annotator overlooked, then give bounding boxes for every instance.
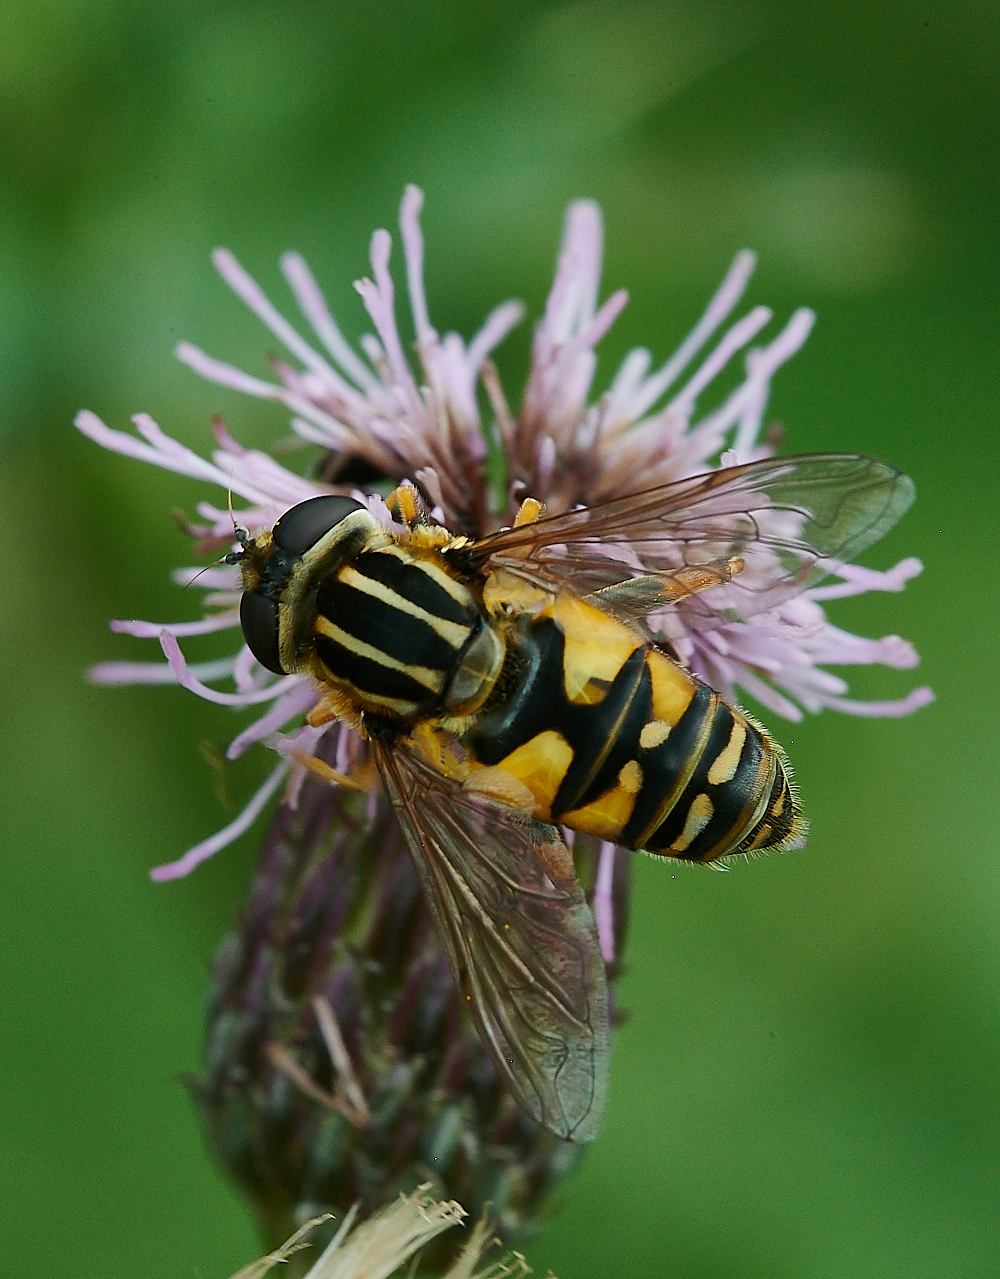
[372,738,610,1142]
[464,453,914,624]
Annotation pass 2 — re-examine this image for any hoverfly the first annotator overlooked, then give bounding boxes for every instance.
[230,453,914,1143]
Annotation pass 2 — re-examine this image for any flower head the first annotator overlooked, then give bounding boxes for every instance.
[80,184,931,879]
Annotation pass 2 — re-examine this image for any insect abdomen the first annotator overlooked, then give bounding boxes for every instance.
[465,593,802,862]
[624,669,800,860]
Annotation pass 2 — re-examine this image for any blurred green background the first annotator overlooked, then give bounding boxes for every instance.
[0,1,997,1275]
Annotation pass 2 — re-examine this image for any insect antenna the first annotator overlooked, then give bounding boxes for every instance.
[227,479,250,548]
[183,554,237,590]
[184,479,250,588]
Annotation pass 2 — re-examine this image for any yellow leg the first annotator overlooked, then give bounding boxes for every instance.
[587,556,746,622]
[290,751,366,791]
[306,697,340,728]
[305,687,360,730]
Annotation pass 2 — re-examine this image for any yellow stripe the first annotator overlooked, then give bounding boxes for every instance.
[647,649,695,724]
[715,745,776,855]
[707,720,747,785]
[314,616,445,693]
[373,544,471,606]
[563,780,638,841]
[350,690,420,716]
[634,693,718,848]
[639,720,671,750]
[338,565,471,648]
[538,593,641,704]
[618,760,643,793]
[669,793,714,853]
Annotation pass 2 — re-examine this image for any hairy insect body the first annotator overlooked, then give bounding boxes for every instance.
[277,513,800,864]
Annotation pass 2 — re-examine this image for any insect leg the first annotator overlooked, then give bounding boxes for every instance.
[289,751,367,791]
[586,557,745,622]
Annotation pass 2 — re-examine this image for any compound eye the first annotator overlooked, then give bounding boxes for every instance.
[239,590,284,675]
[272,495,365,556]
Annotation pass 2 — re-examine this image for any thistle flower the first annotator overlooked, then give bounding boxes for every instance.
[81,190,932,872]
[79,187,931,1257]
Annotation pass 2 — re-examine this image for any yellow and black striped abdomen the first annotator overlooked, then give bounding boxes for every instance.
[464,593,803,863]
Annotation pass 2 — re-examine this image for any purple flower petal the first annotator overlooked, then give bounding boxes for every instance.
[159,631,299,706]
[150,759,292,881]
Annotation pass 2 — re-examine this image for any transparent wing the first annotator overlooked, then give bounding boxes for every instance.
[457,453,914,624]
[372,737,610,1142]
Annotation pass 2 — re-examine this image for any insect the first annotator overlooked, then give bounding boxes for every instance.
[230,453,914,1143]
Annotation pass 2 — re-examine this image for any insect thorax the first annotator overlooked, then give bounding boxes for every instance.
[299,534,504,725]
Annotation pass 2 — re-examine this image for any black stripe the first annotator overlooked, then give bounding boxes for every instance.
[470,617,776,850]
[673,714,768,861]
[638,698,729,856]
[761,770,796,845]
[641,704,775,860]
[461,607,790,858]
[552,648,650,817]
[350,551,476,627]
[467,616,653,818]
[623,685,714,850]
[317,577,457,672]
[314,632,435,707]
[467,617,565,764]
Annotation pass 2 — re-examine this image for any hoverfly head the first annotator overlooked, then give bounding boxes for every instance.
[236,494,370,676]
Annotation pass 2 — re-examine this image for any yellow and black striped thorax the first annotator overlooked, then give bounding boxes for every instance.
[462,593,804,863]
[311,540,491,719]
[236,494,503,725]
